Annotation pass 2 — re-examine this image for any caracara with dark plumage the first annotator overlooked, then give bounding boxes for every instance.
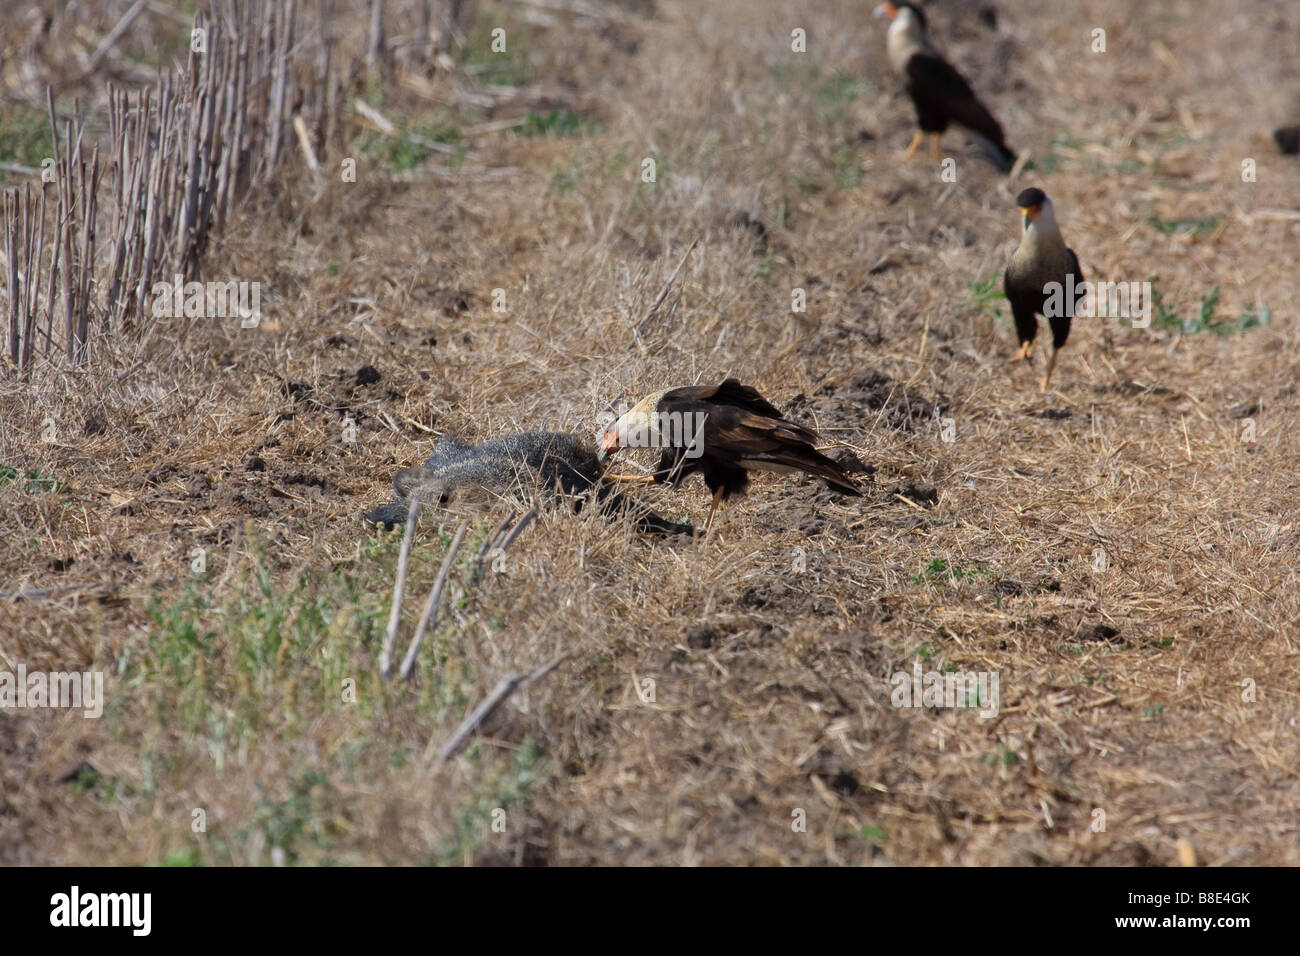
[873,2,1016,172]
[1004,187,1084,392]
[597,379,861,531]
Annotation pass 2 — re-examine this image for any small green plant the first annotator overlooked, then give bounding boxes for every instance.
[815,69,871,105]
[968,274,1006,321]
[600,147,632,182]
[246,770,337,865]
[68,764,103,795]
[0,104,53,179]
[914,558,949,582]
[859,824,887,844]
[980,744,1020,767]
[551,165,578,194]
[361,130,426,172]
[160,847,202,867]
[357,107,463,172]
[832,143,861,189]
[458,13,533,85]
[0,464,67,493]
[1192,285,1220,332]
[814,69,874,123]
[1235,304,1272,333]
[1151,284,1269,336]
[912,558,993,586]
[792,163,823,195]
[1151,284,1180,329]
[434,738,543,864]
[1147,216,1221,238]
[1026,133,1080,174]
[516,109,598,138]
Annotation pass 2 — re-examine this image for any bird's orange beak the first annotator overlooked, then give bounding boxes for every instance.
[1020,203,1042,228]
[596,428,620,465]
[873,3,900,20]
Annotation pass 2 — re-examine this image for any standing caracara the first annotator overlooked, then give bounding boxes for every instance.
[1004,187,1084,392]
[597,379,861,531]
[873,2,1016,172]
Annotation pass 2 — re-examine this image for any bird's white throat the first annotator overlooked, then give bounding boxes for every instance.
[1021,202,1065,254]
[886,8,926,72]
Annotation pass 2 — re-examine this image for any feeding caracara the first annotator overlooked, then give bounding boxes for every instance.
[596,379,861,532]
[1004,187,1084,392]
[873,2,1016,172]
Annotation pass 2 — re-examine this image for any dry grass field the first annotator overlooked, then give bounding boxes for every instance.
[2,0,1299,866]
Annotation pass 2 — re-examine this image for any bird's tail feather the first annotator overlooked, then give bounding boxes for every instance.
[970,131,1016,173]
[761,448,863,496]
[811,458,864,496]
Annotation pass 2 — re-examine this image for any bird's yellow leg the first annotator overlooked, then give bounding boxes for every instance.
[1011,341,1033,363]
[1040,348,1060,393]
[603,473,655,484]
[930,133,942,163]
[703,487,724,536]
[902,130,924,163]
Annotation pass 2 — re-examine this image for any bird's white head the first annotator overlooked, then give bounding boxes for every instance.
[597,390,664,464]
[874,2,926,63]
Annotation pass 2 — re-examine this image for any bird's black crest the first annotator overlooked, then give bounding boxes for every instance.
[1016,187,1047,208]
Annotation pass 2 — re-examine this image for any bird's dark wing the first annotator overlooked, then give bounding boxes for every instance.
[653,384,860,492]
[664,378,786,421]
[708,408,817,456]
[906,51,1012,159]
[706,409,860,495]
[1066,248,1083,285]
[1004,265,1042,345]
[1047,247,1086,348]
[906,51,978,108]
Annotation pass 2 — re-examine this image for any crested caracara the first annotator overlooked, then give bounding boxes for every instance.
[1004,187,1084,392]
[873,2,1016,172]
[596,379,861,532]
